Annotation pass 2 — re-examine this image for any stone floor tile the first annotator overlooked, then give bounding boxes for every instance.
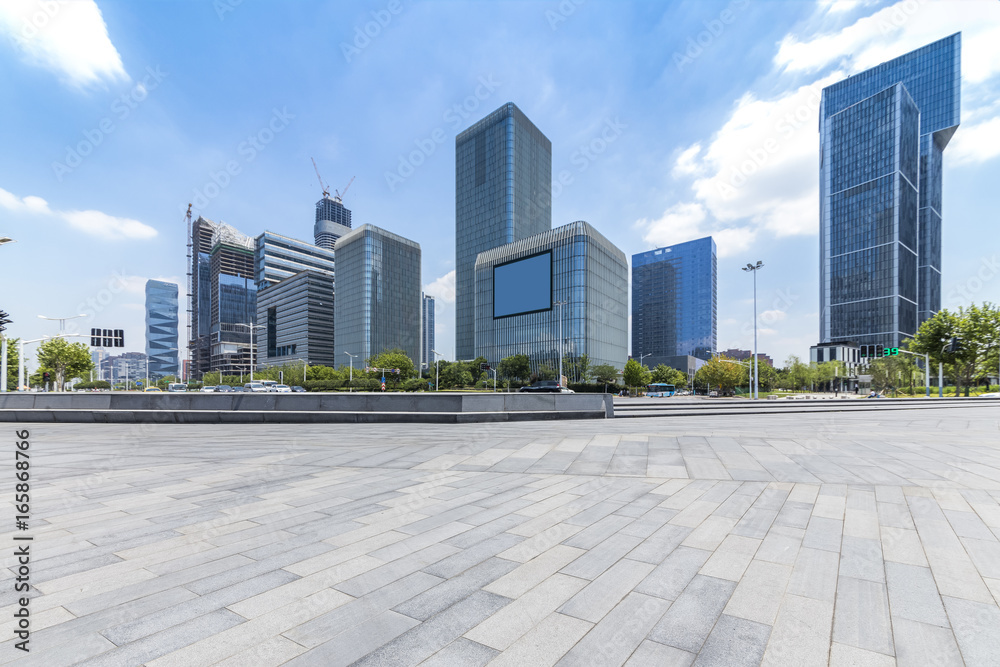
[699,535,761,581]
[832,577,894,656]
[891,618,963,667]
[559,558,655,623]
[485,612,592,667]
[691,614,771,667]
[723,559,792,625]
[760,594,833,667]
[884,562,949,628]
[624,640,695,667]
[941,596,1000,666]
[648,575,736,653]
[556,592,668,667]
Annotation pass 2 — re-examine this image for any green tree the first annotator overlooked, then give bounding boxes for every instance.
[907,304,1000,396]
[650,364,687,388]
[366,349,416,382]
[695,355,746,394]
[497,354,531,383]
[783,355,814,391]
[3,337,19,391]
[469,356,489,383]
[562,353,592,383]
[535,364,557,381]
[754,362,778,392]
[36,337,94,390]
[592,363,619,385]
[622,358,652,392]
[439,361,472,388]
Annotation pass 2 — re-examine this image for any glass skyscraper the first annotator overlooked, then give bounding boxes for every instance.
[145,279,179,380]
[314,196,352,251]
[475,221,628,374]
[421,293,435,371]
[334,224,421,365]
[208,223,257,374]
[255,230,336,290]
[632,236,717,368]
[455,102,551,360]
[820,34,960,347]
[256,270,336,368]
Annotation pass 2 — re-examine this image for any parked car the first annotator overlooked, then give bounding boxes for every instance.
[260,380,278,392]
[978,392,999,398]
[214,384,232,393]
[200,385,216,393]
[291,386,307,393]
[708,390,719,398]
[230,385,246,392]
[274,384,292,393]
[518,380,574,394]
[167,383,187,392]
[144,387,162,392]
[244,382,268,393]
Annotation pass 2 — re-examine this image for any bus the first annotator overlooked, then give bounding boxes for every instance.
[646,383,675,397]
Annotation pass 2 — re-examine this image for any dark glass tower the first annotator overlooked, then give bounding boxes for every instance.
[632,236,717,368]
[455,102,551,360]
[820,34,960,347]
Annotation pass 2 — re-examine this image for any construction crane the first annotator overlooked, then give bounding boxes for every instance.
[311,157,330,198]
[335,176,355,203]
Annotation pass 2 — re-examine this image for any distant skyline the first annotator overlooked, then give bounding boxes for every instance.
[2,0,999,375]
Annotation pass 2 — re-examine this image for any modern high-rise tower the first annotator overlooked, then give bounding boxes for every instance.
[421,293,435,371]
[455,102,551,360]
[314,196,352,250]
[145,280,179,380]
[819,34,960,348]
[632,236,717,368]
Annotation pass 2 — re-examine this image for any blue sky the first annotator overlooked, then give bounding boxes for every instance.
[2,0,999,373]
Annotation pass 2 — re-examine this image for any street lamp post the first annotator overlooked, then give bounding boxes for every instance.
[232,323,264,382]
[432,349,443,391]
[742,261,764,400]
[554,300,567,386]
[344,351,358,391]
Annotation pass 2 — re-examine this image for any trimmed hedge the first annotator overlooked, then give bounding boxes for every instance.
[568,382,621,393]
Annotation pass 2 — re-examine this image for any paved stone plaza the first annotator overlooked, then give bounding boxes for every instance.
[3,405,1000,665]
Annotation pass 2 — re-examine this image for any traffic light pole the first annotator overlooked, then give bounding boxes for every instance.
[895,348,930,397]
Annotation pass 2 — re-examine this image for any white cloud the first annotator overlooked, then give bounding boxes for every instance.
[671,143,703,178]
[949,116,1000,167]
[775,1,1000,86]
[0,186,157,240]
[0,0,129,88]
[0,187,52,214]
[424,270,455,304]
[61,210,157,240]
[634,202,756,259]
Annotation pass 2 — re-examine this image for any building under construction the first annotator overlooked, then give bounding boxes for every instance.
[187,216,258,378]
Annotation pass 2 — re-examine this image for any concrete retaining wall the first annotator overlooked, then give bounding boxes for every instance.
[0,391,614,423]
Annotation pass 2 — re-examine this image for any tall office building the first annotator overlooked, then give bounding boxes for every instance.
[256,270,336,368]
[632,236,717,369]
[455,102,551,360]
[314,196,352,250]
[820,34,960,348]
[208,223,257,374]
[421,293,435,371]
[335,225,421,365]
[189,216,217,378]
[255,231,336,290]
[475,221,628,374]
[145,279,179,380]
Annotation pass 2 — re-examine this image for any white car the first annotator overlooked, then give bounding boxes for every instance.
[979,392,1000,398]
[200,385,216,393]
[244,382,268,393]
[274,384,292,393]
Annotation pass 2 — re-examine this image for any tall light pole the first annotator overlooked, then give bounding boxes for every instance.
[232,323,264,381]
[639,352,652,366]
[742,261,764,400]
[344,351,358,391]
[432,349,443,391]
[554,300,567,386]
[0,310,11,393]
